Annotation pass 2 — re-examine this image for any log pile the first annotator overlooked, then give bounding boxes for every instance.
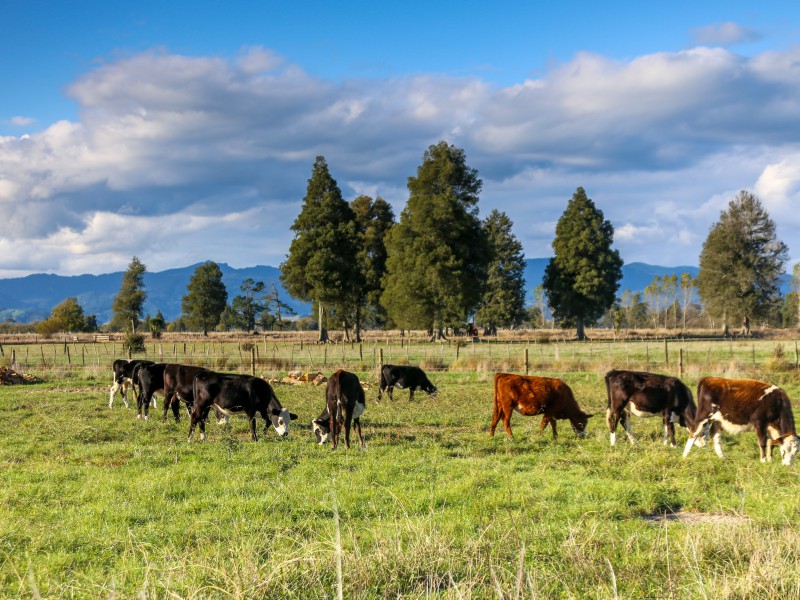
[0,366,39,385]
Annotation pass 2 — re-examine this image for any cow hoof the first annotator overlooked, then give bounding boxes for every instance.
[136,414,142,420]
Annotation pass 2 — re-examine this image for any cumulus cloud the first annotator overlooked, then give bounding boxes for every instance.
[2,44,800,276]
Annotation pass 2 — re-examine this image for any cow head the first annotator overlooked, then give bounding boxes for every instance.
[426,383,438,398]
[779,434,800,466]
[312,418,331,445]
[269,408,298,436]
[571,412,593,438]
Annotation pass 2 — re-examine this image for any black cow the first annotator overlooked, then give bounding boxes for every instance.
[162,364,208,422]
[683,376,800,465]
[136,362,168,420]
[313,369,366,450]
[378,364,437,401]
[108,359,154,409]
[605,369,697,447]
[189,371,298,441]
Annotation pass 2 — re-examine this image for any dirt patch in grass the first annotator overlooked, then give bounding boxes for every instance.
[641,510,751,525]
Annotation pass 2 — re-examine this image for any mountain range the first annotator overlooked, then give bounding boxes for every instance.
[0,259,716,325]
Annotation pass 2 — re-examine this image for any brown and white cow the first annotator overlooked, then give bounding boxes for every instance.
[683,376,800,466]
[605,369,697,447]
[490,373,592,439]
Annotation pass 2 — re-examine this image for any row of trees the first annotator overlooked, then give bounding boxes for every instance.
[26,142,792,341]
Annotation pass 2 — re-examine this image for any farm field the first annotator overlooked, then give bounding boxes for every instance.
[2,338,800,598]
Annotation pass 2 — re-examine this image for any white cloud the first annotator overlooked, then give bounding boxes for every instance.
[2,44,800,276]
[690,22,761,47]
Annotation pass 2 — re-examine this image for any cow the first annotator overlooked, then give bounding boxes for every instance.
[135,362,168,420]
[108,359,154,409]
[490,373,593,439]
[683,376,800,466]
[605,369,697,447]
[189,371,298,441]
[312,369,366,450]
[378,364,437,401]
[162,363,208,422]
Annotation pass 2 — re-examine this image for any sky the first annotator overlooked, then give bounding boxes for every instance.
[2,0,800,278]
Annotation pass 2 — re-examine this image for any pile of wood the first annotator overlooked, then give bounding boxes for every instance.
[271,371,328,386]
[0,366,38,385]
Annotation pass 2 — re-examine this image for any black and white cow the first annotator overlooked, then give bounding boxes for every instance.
[189,371,298,441]
[135,362,168,420]
[313,369,366,450]
[605,369,697,447]
[683,376,800,465]
[108,359,154,408]
[378,364,437,401]
[162,363,209,422]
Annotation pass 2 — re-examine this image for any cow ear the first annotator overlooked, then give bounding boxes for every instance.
[585,412,595,419]
[289,413,299,421]
[271,408,281,416]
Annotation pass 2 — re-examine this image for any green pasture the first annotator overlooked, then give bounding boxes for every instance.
[1,347,800,598]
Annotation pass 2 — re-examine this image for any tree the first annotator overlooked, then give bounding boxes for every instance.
[350,195,395,334]
[260,282,296,331]
[36,297,86,335]
[543,187,623,340]
[697,191,788,335]
[148,311,166,338]
[230,278,266,331]
[382,141,489,339]
[281,157,361,342]
[182,261,228,335]
[474,210,527,334]
[112,257,147,332]
[679,273,698,330]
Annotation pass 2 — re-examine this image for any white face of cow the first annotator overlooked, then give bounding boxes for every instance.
[270,407,294,436]
[781,436,800,466]
[313,420,331,445]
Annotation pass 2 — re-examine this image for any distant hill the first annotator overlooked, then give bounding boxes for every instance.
[0,259,790,324]
[0,263,309,324]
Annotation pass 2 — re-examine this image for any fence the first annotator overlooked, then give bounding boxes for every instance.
[2,334,798,382]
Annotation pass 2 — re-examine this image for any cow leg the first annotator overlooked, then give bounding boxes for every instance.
[490,404,501,437]
[109,381,120,408]
[354,418,365,449]
[387,386,394,401]
[549,419,558,439]
[621,412,635,444]
[606,408,621,446]
[664,411,677,447]
[248,411,258,441]
[683,418,709,458]
[170,397,181,422]
[344,413,353,450]
[755,425,769,462]
[710,422,724,458]
[538,415,550,434]
[409,389,414,401]
[329,413,338,450]
[502,409,514,438]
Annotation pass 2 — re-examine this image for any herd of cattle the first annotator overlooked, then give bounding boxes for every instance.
[108,359,800,465]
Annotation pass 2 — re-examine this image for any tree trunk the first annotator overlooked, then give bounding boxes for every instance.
[576,318,586,341]
[354,304,362,343]
[741,314,751,336]
[318,303,329,343]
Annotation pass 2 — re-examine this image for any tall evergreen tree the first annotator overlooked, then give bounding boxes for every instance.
[474,209,527,335]
[182,261,228,335]
[698,190,788,335]
[281,157,361,342]
[543,187,623,340]
[382,141,489,339]
[230,278,266,331]
[112,256,147,332]
[351,195,395,333]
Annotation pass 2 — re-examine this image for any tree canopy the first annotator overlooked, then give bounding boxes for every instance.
[382,141,489,338]
[182,261,228,335]
[543,187,623,340]
[111,256,147,332]
[474,209,527,334]
[697,190,788,335]
[280,156,361,342]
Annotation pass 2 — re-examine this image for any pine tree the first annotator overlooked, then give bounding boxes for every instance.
[474,209,527,334]
[382,141,489,339]
[280,157,361,342]
[112,257,147,333]
[182,261,228,335]
[543,187,623,340]
[230,278,266,331]
[698,190,788,335]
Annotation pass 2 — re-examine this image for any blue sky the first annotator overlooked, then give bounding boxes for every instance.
[1,1,800,277]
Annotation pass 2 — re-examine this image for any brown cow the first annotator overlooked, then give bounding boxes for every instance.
[683,376,800,466]
[490,373,593,439]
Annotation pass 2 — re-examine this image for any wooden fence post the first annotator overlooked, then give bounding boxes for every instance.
[378,348,384,384]
[664,339,669,367]
[795,340,799,369]
[251,347,256,376]
[524,348,529,375]
[678,348,683,379]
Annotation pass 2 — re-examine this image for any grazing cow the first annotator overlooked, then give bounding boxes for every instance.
[490,373,593,439]
[683,376,800,466]
[378,364,437,401]
[162,364,208,422]
[313,369,366,450]
[135,362,168,420]
[189,371,298,441]
[108,359,154,408]
[605,369,697,447]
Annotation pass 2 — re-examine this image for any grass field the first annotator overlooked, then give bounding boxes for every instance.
[2,339,800,598]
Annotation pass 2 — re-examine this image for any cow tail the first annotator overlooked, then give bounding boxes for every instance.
[493,374,502,421]
[680,381,696,429]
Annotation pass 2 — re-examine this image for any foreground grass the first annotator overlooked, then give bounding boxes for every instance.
[1,368,800,598]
